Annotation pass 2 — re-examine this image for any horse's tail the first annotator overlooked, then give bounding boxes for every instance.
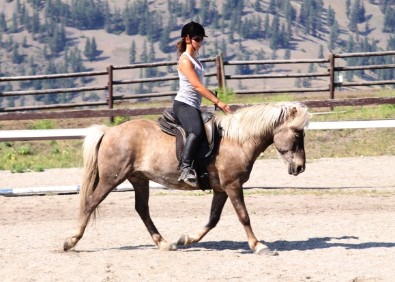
[79,125,108,221]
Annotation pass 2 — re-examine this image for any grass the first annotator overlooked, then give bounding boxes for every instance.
[0,90,394,172]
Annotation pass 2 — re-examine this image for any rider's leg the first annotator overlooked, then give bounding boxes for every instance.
[173,101,204,187]
[178,132,201,186]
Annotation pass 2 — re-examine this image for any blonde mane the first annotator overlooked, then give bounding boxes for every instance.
[215,102,310,144]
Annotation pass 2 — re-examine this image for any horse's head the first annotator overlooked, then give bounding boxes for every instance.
[273,105,308,176]
[215,102,309,176]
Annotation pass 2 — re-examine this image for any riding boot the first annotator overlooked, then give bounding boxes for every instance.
[178,133,201,187]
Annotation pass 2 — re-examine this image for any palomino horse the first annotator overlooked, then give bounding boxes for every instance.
[63,102,309,255]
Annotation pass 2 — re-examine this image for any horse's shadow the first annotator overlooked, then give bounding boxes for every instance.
[178,236,395,254]
[265,236,395,252]
[72,236,395,254]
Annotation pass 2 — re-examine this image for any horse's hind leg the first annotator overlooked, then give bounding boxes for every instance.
[177,190,228,246]
[63,179,119,251]
[130,176,176,251]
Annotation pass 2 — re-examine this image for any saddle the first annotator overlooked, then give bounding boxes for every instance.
[158,109,219,190]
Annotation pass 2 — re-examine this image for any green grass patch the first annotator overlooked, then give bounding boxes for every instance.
[0,140,83,172]
[29,120,56,129]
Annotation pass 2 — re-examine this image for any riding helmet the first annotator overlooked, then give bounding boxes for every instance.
[181,21,207,38]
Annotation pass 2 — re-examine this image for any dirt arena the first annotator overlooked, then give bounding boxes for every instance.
[1,156,394,282]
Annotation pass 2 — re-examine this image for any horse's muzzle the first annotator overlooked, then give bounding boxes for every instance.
[288,163,305,176]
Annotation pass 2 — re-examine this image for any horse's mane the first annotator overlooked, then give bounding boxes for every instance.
[215,102,310,144]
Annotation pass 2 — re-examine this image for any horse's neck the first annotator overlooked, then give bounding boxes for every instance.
[230,137,273,164]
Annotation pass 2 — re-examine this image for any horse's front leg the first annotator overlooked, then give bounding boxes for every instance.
[131,176,176,251]
[177,190,228,246]
[227,187,271,255]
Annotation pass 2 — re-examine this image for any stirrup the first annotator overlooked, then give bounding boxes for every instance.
[178,168,197,187]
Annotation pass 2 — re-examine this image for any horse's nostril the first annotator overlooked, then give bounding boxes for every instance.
[297,165,304,174]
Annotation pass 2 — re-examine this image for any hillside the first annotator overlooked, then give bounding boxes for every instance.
[0,0,394,107]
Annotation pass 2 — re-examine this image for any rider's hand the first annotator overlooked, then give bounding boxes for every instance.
[216,101,232,114]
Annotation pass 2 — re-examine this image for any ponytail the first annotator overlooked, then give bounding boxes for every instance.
[176,38,187,58]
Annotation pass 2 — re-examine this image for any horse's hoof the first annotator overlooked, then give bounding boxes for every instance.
[159,242,177,251]
[63,237,76,252]
[255,244,273,256]
[176,234,190,246]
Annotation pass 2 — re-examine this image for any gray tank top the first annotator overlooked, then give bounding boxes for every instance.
[174,52,205,109]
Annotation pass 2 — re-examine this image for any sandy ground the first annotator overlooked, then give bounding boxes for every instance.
[1,156,395,282]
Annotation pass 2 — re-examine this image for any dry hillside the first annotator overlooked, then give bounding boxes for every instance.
[0,0,393,100]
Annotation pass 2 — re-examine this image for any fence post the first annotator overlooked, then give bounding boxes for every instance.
[107,65,114,123]
[328,53,335,110]
[216,52,227,91]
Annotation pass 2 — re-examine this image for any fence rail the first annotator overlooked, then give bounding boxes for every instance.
[0,51,394,121]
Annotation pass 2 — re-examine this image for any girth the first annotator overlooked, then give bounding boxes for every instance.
[158,109,219,190]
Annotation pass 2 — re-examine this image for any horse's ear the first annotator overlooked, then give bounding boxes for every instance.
[289,107,297,119]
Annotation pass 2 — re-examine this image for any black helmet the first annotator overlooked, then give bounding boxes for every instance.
[181,21,207,38]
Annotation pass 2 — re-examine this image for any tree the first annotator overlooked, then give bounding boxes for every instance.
[284,49,291,59]
[11,43,23,64]
[349,0,364,32]
[159,23,172,53]
[140,40,148,63]
[254,0,261,12]
[84,38,91,59]
[346,0,351,18]
[146,42,156,77]
[269,0,277,14]
[327,6,336,27]
[318,44,324,59]
[328,20,339,51]
[383,6,395,33]
[269,15,280,50]
[0,12,7,32]
[84,37,98,61]
[48,24,66,54]
[129,40,136,64]
[11,12,18,33]
[89,37,98,61]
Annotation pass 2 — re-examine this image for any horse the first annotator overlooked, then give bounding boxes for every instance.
[63,101,310,255]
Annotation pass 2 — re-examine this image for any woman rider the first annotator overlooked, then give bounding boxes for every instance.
[174,21,232,187]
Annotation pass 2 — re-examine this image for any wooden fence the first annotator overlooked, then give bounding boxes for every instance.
[0,50,394,121]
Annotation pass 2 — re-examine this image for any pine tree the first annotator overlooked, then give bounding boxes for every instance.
[346,0,351,18]
[383,6,395,33]
[48,24,66,54]
[318,44,324,59]
[283,0,296,23]
[89,37,98,61]
[11,43,22,64]
[284,49,291,59]
[11,12,18,33]
[349,0,361,32]
[327,6,336,27]
[129,40,136,64]
[146,42,156,77]
[263,14,270,39]
[84,38,91,59]
[31,10,40,34]
[140,40,148,63]
[254,0,261,12]
[0,12,7,32]
[328,20,339,51]
[269,0,277,14]
[270,15,280,50]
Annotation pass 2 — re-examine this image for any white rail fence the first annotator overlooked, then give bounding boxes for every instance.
[1,120,395,141]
